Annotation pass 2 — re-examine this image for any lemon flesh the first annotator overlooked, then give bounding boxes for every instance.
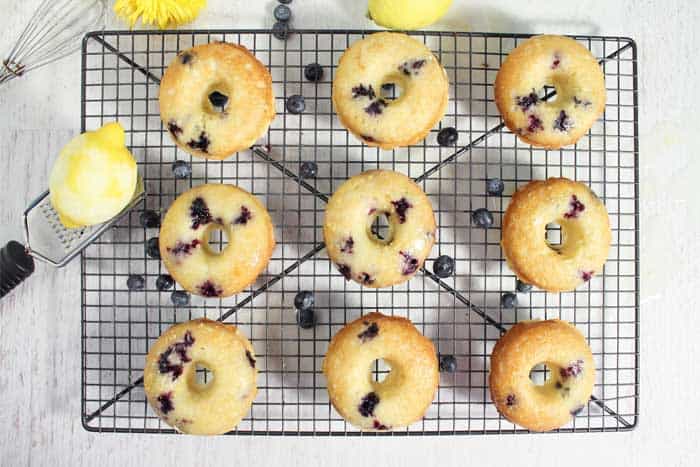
[49,122,138,228]
[368,0,453,30]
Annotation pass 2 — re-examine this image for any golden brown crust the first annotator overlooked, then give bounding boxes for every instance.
[144,319,257,435]
[489,320,595,432]
[159,42,275,160]
[323,170,436,288]
[501,178,611,292]
[332,32,449,150]
[159,184,275,297]
[494,35,606,149]
[323,313,439,430]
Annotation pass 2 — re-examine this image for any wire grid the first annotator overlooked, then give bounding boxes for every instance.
[80,29,639,435]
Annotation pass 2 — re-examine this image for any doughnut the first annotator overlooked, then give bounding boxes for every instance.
[489,320,595,432]
[159,42,275,160]
[501,178,611,292]
[159,184,275,298]
[323,312,439,431]
[144,319,258,435]
[495,35,606,149]
[323,170,436,288]
[332,32,449,149]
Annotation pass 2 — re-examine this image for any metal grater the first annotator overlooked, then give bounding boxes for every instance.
[0,176,145,297]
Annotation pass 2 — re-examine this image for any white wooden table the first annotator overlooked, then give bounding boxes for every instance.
[1,1,698,465]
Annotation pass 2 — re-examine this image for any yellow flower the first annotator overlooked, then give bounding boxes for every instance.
[114,0,207,29]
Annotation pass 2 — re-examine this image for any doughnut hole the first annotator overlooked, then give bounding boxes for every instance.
[545,222,562,251]
[190,362,215,390]
[528,363,552,386]
[204,225,230,255]
[368,212,395,244]
[370,358,393,384]
[545,219,585,258]
[203,82,232,114]
[380,81,405,101]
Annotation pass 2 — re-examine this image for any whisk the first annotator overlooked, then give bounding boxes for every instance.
[0,0,106,86]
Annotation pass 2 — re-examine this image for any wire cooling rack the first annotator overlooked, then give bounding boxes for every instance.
[80,29,639,435]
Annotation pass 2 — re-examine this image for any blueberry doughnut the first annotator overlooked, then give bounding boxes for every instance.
[332,32,449,149]
[489,320,595,432]
[495,35,606,149]
[323,313,439,431]
[159,184,275,298]
[501,178,611,292]
[323,170,436,288]
[144,319,257,435]
[159,42,275,160]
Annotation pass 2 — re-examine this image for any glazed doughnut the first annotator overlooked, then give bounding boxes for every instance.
[495,35,606,149]
[144,319,258,435]
[332,32,449,149]
[323,313,439,431]
[323,170,436,288]
[501,178,611,292]
[489,320,595,432]
[159,184,275,298]
[159,42,275,160]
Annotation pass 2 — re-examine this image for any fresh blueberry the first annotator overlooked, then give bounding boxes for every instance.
[299,161,318,179]
[294,290,315,310]
[437,127,458,146]
[171,290,190,307]
[272,21,290,40]
[172,160,191,179]
[146,237,160,259]
[286,94,306,114]
[471,208,494,228]
[296,308,316,329]
[278,0,292,3]
[486,178,505,196]
[433,255,455,278]
[274,4,292,22]
[516,279,533,293]
[126,274,145,290]
[156,274,175,291]
[304,63,324,82]
[139,209,160,228]
[439,354,457,373]
[501,292,517,309]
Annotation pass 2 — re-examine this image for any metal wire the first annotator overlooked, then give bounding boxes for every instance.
[80,29,639,435]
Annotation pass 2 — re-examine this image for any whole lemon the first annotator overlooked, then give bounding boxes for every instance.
[368,0,453,30]
[49,122,138,228]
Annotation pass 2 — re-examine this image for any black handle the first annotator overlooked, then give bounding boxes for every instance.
[0,241,35,299]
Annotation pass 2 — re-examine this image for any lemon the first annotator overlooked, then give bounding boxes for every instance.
[49,122,138,228]
[368,0,453,30]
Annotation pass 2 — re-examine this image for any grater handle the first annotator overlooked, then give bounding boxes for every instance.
[0,241,35,299]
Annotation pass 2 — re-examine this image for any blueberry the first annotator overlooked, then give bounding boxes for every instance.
[286,94,305,114]
[278,0,292,3]
[501,292,517,309]
[272,21,290,40]
[433,255,455,278]
[139,209,160,228]
[156,274,175,291]
[437,127,458,146]
[304,63,324,82]
[172,160,191,179]
[126,274,145,290]
[516,279,533,293]
[294,290,314,310]
[296,308,316,329]
[273,4,292,22]
[171,290,190,307]
[471,208,494,228]
[486,178,505,196]
[299,161,318,179]
[439,354,457,373]
[146,237,160,259]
